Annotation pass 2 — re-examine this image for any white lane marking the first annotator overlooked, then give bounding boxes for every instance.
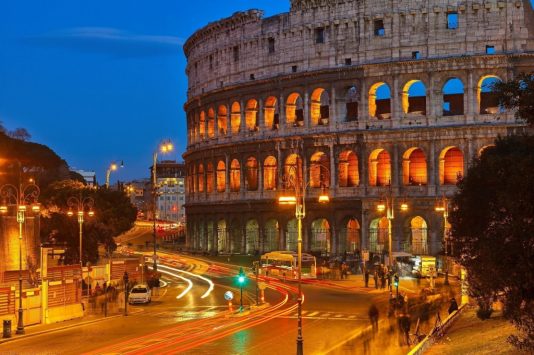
[158,263,215,299]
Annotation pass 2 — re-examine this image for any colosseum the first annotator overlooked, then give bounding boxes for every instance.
[183,0,534,264]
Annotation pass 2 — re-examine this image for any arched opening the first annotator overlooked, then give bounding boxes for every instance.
[340,218,360,254]
[245,156,258,191]
[263,156,277,190]
[311,218,331,254]
[310,88,330,126]
[217,105,228,135]
[207,221,214,251]
[406,216,428,255]
[206,162,214,193]
[369,149,391,186]
[245,219,259,254]
[230,159,241,192]
[286,93,304,126]
[310,151,330,188]
[402,148,427,185]
[199,111,206,139]
[197,164,205,192]
[198,222,206,250]
[369,217,389,253]
[478,144,495,157]
[264,96,279,130]
[345,86,359,122]
[231,102,241,134]
[264,219,279,252]
[286,219,298,251]
[217,220,228,253]
[284,154,303,189]
[216,161,226,192]
[440,147,464,185]
[207,108,215,138]
[338,150,359,187]
[402,80,427,115]
[369,82,391,119]
[245,99,258,131]
[230,220,242,254]
[443,78,464,116]
[478,75,502,114]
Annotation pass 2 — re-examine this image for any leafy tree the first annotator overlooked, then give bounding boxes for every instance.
[8,127,31,141]
[492,72,534,125]
[449,135,534,350]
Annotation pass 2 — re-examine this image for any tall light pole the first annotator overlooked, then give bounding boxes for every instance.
[435,195,450,285]
[67,195,95,267]
[152,140,173,272]
[376,185,408,267]
[0,179,40,335]
[105,161,124,188]
[279,157,329,355]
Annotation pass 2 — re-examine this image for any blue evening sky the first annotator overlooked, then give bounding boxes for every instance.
[1,1,533,184]
[0,1,288,184]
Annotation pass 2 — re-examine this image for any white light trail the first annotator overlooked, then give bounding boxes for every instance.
[158,264,215,299]
[148,265,193,300]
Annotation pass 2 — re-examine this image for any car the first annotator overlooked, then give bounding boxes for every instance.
[128,284,151,304]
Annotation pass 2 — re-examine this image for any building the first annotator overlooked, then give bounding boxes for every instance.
[150,161,186,223]
[124,178,151,219]
[73,169,97,187]
[183,0,534,258]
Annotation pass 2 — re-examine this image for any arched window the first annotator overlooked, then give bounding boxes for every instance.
[311,218,331,253]
[346,86,359,122]
[286,93,303,126]
[231,102,241,134]
[286,219,298,251]
[206,162,214,193]
[369,149,391,186]
[338,150,359,187]
[263,219,279,252]
[369,83,391,119]
[217,220,228,253]
[207,108,215,138]
[264,96,278,130]
[478,76,503,114]
[284,154,302,188]
[230,159,240,192]
[402,80,426,115]
[199,111,206,139]
[410,216,428,255]
[217,105,228,135]
[443,78,464,116]
[197,164,204,192]
[263,156,277,190]
[310,88,330,126]
[440,147,464,185]
[310,152,330,188]
[245,219,259,254]
[402,148,427,185]
[245,156,258,191]
[216,161,226,192]
[341,218,360,253]
[369,217,389,253]
[245,99,258,131]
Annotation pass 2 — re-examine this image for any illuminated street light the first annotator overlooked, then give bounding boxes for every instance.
[435,195,450,285]
[376,185,408,267]
[0,177,40,335]
[67,194,95,268]
[105,160,124,188]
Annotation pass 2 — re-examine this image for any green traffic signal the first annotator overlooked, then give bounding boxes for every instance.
[236,267,247,286]
[238,275,245,284]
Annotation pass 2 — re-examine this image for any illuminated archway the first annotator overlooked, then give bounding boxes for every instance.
[439,147,464,185]
[369,217,389,253]
[286,93,303,126]
[245,219,259,254]
[478,144,495,157]
[402,80,427,115]
[245,99,258,131]
[206,162,214,193]
[264,219,279,252]
[217,219,228,253]
[284,154,302,188]
[345,86,359,122]
[369,149,391,186]
[216,160,226,192]
[310,151,330,188]
[311,218,331,254]
[410,216,428,255]
[197,163,204,192]
[443,78,464,116]
[245,156,258,191]
[207,108,215,138]
[199,111,206,139]
[368,82,391,119]
[310,88,330,126]
[264,96,279,130]
[286,219,298,251]
[478,75,502,114]
[217,105,227,135]
[230,159,241,192]
[338,150,359,187]
[231,102,241,134]
[263,156,277,190]
[340,218,360,253]
[402,148,427,185]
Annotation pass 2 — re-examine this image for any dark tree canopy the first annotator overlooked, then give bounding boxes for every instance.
[449,135,534,349]
[492,72,534,126]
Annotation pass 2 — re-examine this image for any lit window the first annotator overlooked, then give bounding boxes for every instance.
[447,12,458,29]
[374,20,385,36]
[486,45,495,54]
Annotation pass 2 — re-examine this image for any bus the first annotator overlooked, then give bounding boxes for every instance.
[259,251,316,279]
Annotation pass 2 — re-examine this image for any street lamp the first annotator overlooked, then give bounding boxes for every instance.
[0,179,40,335]
[376,186,408,268]
[152,140,173,272]
[278,162,330,355]
[67,195,95,268]
[435,195,450,285]
[105,160,124,188]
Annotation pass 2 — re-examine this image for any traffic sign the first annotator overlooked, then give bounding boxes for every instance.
[224,290,234,301]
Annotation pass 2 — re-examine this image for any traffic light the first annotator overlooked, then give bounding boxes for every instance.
[394,274,399,288]
[237,267,247,286]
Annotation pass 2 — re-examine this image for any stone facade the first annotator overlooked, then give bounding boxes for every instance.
[182,0,534,258]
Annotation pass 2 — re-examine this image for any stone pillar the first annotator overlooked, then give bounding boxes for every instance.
[258,157,264,195]
[392,75,401,121]
[225,154,230,193]
[257,98,265,130]
[428,142,436,195]
[240,99,246,136]
[330,86,336,125]
[466,70,475,120]
[303,90,310,128]
[240,157,246,196]
[279,94,286,134]
[360,146,369,188]
[225,103,231,135]
[428,73,436,119]
[392,145,399,188]
[360,81,368,124]
[329,143,336,190]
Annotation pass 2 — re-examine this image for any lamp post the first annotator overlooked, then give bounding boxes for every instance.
[376,186,408,267]
[67,195,95,267]
[0,179,40,335]
[105,160,124,188]
[278,161,330,355]
[152,140,173,272]
[435,196,450,285]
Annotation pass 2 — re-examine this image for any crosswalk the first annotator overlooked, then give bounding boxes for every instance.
[280,310,367,321]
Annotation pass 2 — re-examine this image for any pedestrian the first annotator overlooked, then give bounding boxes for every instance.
[374,270,379,289]
[387,271,392,291]
[368,304,379,333]
[94,282,102,295]
[397,314,411,346]
[448,297,459,314]
[381,272,386,289]
[364,269,369,288]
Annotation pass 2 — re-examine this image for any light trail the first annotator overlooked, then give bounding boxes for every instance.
[148,265,193,300]
[158,263,215,299]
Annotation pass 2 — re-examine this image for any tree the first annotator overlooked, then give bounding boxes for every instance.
[492,72,534,125]
[8,127,31,141]
[449,135,534,350]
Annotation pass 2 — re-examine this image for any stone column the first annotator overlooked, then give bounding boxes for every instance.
[329,143,336,190]
[466,70,475,121]
[392,144,399,188]
[240,99,246,136]
[258,157,264,196]
[428,142,436,195]
[330,85,336,126]
[258,98,265,130]
[392,75,401,122]
[279,94,286,134]
[303,90,310,128]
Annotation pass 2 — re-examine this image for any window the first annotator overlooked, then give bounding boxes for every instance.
[268,37,275,53]
[315,27,325,44]
[345,58,352,66]
[250,74,255,80]
[292,65,298,73]
[233,46,239,62]
[412,51,421,59]
[374,19,385,36]
[486,45,495,54]
[209,55,213,69]
[447,12,458,29]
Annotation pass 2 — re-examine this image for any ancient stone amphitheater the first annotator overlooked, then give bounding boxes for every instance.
[182,0,534,261]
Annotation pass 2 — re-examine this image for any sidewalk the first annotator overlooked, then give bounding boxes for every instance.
[426,307,524,355]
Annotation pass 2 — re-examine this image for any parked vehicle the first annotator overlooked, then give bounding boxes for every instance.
[128,284,152,304]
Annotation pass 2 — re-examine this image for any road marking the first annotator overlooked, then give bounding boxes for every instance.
[308,311,320,316]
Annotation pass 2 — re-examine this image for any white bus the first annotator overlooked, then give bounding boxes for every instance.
[259,251,316,279]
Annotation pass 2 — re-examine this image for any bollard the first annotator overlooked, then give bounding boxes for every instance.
[3,319,11,338]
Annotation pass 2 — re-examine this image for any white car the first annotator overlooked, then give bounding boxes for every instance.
[128,284,152,304]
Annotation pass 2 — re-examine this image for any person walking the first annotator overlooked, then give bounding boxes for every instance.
[373,270,379,289]
[368,304,379,333]
[380,272,386,289]
[448,297,459,314]
[364,268,369,288]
